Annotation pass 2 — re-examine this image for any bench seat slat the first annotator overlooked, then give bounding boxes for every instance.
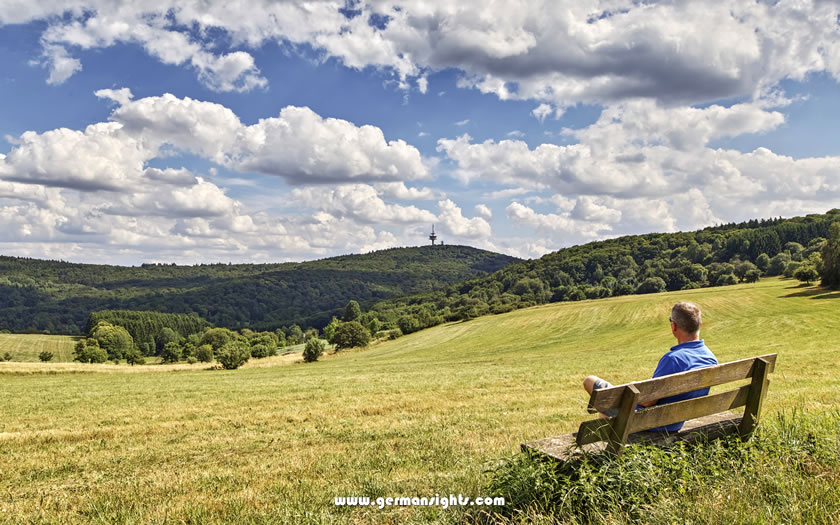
[627,384,753,434]
[588,353,776,413]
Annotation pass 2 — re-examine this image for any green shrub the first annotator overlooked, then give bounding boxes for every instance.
[124,348,145,366]
[38,351,54,362]
[73,339,107,363]
[87,346,107,363]
[794,264,820,284]
[332,321,371,350]
[181,342,197,359]
[636,276,666,294]
[342,300,361,322]
[784,261,802,278]
[90,321,135,360]
[2,352,12,361]
[374,328,403,340]
[186,356,198,364]
[195,344,214,363]
[768,252,791,276]
[215,341,250,370]
[250,343,271,359]
[303,339,326,362]
[160,341,182,363]
[715,273,738,286]
[199,327,236,352]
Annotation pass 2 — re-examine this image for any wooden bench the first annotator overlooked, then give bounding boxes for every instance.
[522,354,776,459]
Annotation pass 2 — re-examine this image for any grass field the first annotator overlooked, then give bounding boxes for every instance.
[1,277,839,523]
[0,333,81,362]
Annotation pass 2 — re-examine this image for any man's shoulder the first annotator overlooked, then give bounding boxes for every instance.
[670,342,718,369]
[654,341,717,377]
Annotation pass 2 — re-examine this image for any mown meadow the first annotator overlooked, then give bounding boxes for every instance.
[0,333,80,362]
[1,277,838,523]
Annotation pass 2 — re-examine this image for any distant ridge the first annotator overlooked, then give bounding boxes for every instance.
[0,245,521,334]
[367,210,840,335]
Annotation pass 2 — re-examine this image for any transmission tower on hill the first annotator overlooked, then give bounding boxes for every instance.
[429,224,438,245]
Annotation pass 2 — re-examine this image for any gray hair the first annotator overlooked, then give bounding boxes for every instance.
[671,302,701,333]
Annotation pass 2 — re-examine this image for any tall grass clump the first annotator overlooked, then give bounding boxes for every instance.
[481,410,840,524]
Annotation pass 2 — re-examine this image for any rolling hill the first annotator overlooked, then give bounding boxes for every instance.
[0,245,520,334]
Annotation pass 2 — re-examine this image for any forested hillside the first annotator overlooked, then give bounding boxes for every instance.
[367,210,840,335]
[0,246,520,334]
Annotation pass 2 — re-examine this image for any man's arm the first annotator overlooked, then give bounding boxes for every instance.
[639,354,678,408]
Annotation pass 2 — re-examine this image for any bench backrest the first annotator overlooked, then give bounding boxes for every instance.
[576,354,776,453]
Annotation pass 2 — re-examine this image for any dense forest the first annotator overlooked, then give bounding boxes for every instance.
[364,210,840,335]
[0,246,520,334]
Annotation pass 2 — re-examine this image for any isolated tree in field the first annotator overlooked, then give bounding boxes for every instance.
[303,338,326,362]
[820,222,840,289]
[793,264,819,285]
[332,321,371,350]
[215,341,251,369]
[343,300,361,322]
[38,351,54,362]
[1,352,11,361]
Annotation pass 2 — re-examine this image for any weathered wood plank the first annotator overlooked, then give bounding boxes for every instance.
[627,385,752,434]
[588,353,776,412]
[607,384,640,454]
[739,358,770,440]
[577,386,750,445]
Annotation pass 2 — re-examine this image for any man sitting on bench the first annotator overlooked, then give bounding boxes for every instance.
[582,301,718,432]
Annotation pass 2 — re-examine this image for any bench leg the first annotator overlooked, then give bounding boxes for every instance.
[607,384,640,455]
[739,358,770,440]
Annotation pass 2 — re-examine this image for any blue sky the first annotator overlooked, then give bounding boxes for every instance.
[0,1,839,264]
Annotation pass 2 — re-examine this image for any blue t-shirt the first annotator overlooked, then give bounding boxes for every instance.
[647,340,718,432]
